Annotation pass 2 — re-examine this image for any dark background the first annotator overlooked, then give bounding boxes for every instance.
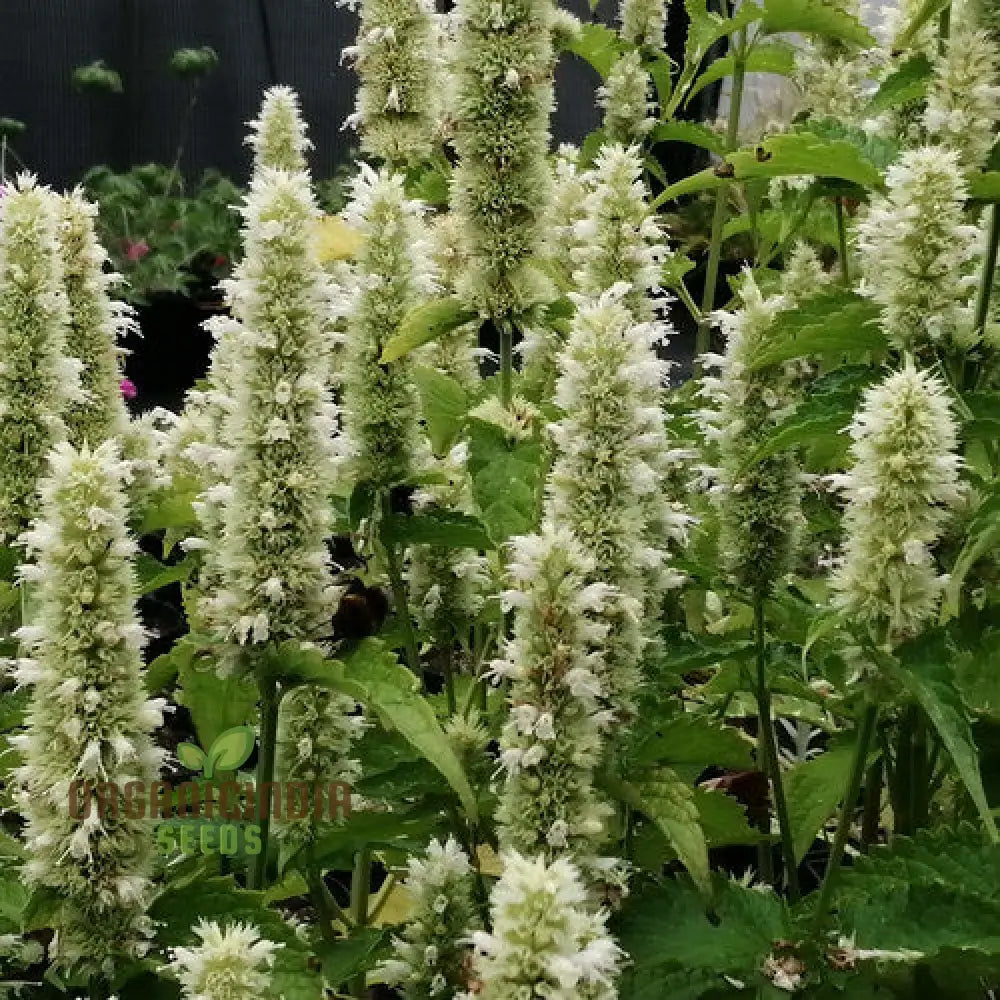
[0,0,622,189]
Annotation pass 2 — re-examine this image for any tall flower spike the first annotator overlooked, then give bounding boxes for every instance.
[493,526,614,863]
[467,852,621,1000]
[376,837,482,1000]
[922,28,1000,170]
[13,441,164,972]
[343,0,439,166]
[208,167,339,645]
[246,85,313,173]
[0,175,79,540]
[56,189,131,448]
[598,51,655,147]
[450,0,556,318]
[167,920,283,1000]
[572,144,668,322]
[857,146,980,352]
[342,165,434,488]
[830,362,963,647]
[700,272,800,596]
[619,0,666,48]
[546,287,673,717]
[275,685,365,846]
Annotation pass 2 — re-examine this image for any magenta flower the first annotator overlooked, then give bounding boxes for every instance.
[119,378,137,400]
[124,238,150,262]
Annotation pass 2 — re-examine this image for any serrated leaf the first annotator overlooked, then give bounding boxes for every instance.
[866,53,933,114]
[604,769,711,893]
[135,552,197,596]
[206,725,257,775]
[381,509,492,551]
[650,120,724,155]
[381,297,478,363]
[687,42,796,103]
[413,365,469,455]
[970,172,1000,201]
[784,743,854,863]
[176,742,206,771]
[177,658,258,754]
[317,928,392,989]
[894,632,999,843]
[566,22,625,78]
[138,490,197,537]
[632,715,754,778]
[760,0,875,45]
[941,483,1000,621]
[727,131,884,189]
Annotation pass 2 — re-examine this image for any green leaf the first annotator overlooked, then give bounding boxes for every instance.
[784,743,854,863]
[649,121,725,156]
[760,0,876,45]
[381,509,492,551]
[894,633,999,842]
[145,633,213,693]
[603,769,711,893]
[177,658,258,754]
[135,552,197,595]
[176,742,207,771]
[138,490,197,537]
[380,297,478,363]
[413,365,469,455]
[941,483,1000,621]
[566,22,625,78]
[644,51,674,114]
[687,42,796,103]
[316,929,392,989]
[970,172,1000,201]
[866,54,933,114]
[206,725,257,776]
[726,131,884,189]
[693,788,761,847]
[747,290,886,371]
[631,715,754,778]
[894,0,949,50]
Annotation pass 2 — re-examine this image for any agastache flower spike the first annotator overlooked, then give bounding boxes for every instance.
[207,167,339,646]
[55,189,132,448]
[619,0,666,48]
[857,146,980,352]
[493,526,614,865]
[14,441,164,972]
[166,920,283,1000]
[465,852,622,1000]
[450,0,556,318]
[341,165,434,488]
[0,175,80,540]
[830,362,963,647]
[343,0,439,166]
[245,85,313,173]
[376,837,482,1000]
[598,51,655,147]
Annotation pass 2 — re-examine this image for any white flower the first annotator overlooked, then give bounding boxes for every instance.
[14,441,163,972]
[245,85,313,172]
[857,146,980,351]
[598,51,655,147]
[831,362,963,646]
[167,920,282,1000]
[619,0,666,48]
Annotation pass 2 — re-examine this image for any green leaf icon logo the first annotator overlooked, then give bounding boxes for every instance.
[203,726,256,779]
[177,742,206,772]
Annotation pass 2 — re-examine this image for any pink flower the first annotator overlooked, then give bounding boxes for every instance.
[119,378,137,400]
[124,238,150,262]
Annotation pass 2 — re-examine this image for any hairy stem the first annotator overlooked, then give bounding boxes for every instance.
[250,673,280,890]
[382,494,421,676]
[754,597,800,901]
[811,702,879,936]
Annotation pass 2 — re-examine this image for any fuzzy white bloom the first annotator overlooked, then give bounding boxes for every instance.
[14,440,163,972]
[0,175,80,540]
[922,29,1000,170]
[545,287,675,717]
[343,0,439,165]
[376,838,481,999]
[167,920,282,1000]
[207,167,339,645]
[700,273,801,595]
[540,144,589,288]
[572,144,668,322]
[494,526,614,862]
[830,362,963,646]
[246,85,313,173]
[780,241,832,303]
[794,43,873,122]
[450,0,556,318]
[276,685,365,845]
[857,147,980,351]
[879,0,937,57]
[466,852,621,1000]
[342,165,434,487]
[55,189,131,448]
[598,51,655,147]
[619,0,666,48]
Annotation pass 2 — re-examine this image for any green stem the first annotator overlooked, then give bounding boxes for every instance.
[695,30,747,365]
[860,757,882,852]
[834,198,851,287]
[250,673,280,890]
[811,702,878,936]
[443,645,457,715]
[969,204,1000,390]
[382,495,421,676]
[305,849,339,944]
[675,279,703,325]
[499,323,513,409]
[753,597,800,902]
[349,848,372,997]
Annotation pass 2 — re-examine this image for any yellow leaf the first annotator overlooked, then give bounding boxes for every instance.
[315,215,364,262]
[371,884,414,926]
[476,843,503,876]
